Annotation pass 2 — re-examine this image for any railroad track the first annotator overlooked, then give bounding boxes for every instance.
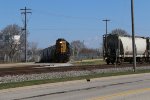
[0,63,150,76]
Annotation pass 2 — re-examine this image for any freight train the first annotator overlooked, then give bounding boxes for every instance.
[39,38,71,63]
[103,34,150,64]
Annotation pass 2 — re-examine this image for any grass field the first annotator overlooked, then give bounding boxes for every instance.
[73,59,106,65]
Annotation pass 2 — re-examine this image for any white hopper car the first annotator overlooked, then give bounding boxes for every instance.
[103,34,150,64]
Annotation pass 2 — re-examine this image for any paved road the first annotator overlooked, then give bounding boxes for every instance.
[0,73,150,100]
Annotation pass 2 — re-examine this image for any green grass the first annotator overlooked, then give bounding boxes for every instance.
[74,59,105,65]
[1,69,150,90]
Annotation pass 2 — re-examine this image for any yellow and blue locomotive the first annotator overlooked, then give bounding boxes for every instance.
[39,38,71,63]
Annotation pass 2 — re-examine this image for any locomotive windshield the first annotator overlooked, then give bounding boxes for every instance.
[60,41,67,53]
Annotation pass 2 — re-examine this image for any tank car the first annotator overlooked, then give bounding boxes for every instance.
[39,38,71,63]
[103,34,150,64]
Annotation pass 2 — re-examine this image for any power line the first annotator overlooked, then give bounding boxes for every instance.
[33,9,100,21]
[28,27,102,31]
[20,7,32,62]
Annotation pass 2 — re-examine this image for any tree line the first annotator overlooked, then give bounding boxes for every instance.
[0,24,39,62]
[0,24,129,63]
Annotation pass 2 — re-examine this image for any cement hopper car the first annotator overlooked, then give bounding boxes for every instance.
[103,34,150,64]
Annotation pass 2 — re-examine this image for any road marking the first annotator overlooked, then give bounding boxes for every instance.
[91,88,150,100]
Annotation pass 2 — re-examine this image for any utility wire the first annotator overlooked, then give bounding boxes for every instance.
[32,9,101,21]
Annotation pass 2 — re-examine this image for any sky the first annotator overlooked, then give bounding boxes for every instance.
[0,0,150,48]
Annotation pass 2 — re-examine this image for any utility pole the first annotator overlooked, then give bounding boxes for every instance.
[102,19,110,36]
[102,19,110,56]
[131,0,136,72]
[20,7,32,62]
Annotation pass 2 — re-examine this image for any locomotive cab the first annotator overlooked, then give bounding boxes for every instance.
[57,40,67,54]
[55,38,70,63]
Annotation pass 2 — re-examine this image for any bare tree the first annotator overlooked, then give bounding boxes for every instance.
[110,28,130,36]
[79,48,101,59]
[28,42,40,62]
[70,40,86,57]
[1,24,27,62]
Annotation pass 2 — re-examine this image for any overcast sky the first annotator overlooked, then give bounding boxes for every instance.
[0,0,150,48]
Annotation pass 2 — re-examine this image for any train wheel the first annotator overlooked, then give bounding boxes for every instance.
[106,59,110,65]
[111,59,115,64]
[117,58,121,65]
[111,61,114,64]
[140,58,145,64]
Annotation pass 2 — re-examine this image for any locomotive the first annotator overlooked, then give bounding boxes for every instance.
[103,34,150,64]
[39,38,71,63]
